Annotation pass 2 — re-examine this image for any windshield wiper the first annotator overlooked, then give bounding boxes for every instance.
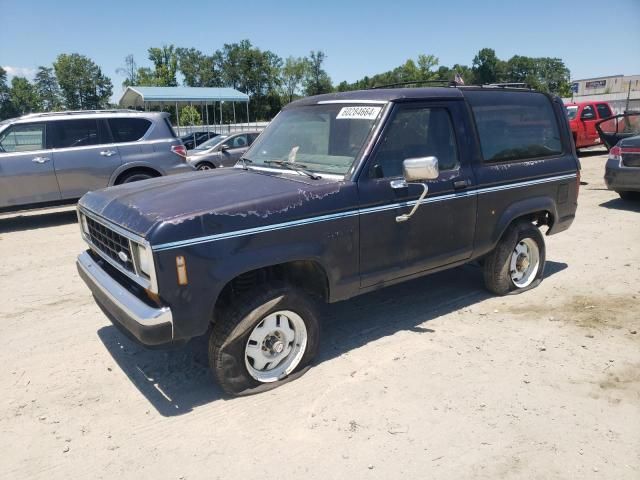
[239,157,253,170]
[263,160,321,180]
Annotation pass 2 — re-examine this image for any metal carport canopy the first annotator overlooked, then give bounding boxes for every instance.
[118,86,249,108]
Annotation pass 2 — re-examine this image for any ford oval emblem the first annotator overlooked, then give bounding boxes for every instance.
[118,251,129,263]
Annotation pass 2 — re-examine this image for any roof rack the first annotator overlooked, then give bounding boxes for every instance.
[368,80,535,91]
[21,109,140,119]
[370,80,456,89]
[486,82,532,89]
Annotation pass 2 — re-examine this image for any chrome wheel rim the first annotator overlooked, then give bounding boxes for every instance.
[197,164,213,170]
[510,237,540,288]
[244,310,308,383]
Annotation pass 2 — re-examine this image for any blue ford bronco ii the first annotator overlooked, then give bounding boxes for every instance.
[76,86,580,395]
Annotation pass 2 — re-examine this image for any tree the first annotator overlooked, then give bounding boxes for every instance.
[472,48,504,84]
[417,54,439,79]
[216,40,283,120]
[304,50,332,96]
[148,45,178,86]
[0,66,17,120]
[116,54,139,87]
[176,48,221,87]
[280,56,307,103]
[179,105,201,126]
[54,53,113,109]
[10,77,41,115]
[34,66,62,111]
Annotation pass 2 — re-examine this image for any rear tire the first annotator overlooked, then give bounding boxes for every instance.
[117,171,155,184]
[196,162,215,171]
[483,221,546,295]
[617,191,640,201]
[209,282,320,396]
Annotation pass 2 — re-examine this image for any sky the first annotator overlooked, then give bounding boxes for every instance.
[1,0,639,99]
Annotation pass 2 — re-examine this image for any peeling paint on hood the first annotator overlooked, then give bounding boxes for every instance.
[79,168,354,246]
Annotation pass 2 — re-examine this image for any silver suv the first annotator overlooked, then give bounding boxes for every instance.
[0,110,194,212]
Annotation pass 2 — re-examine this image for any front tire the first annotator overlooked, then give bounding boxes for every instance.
[197,162,215,171]
[209,283,320,396]
[483,221,546,295]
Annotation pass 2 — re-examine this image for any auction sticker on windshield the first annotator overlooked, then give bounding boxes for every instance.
[336,106,382,120]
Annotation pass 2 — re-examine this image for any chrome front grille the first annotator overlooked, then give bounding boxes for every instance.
[85,216,135,273]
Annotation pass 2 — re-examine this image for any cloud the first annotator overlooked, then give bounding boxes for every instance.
[2,66,37,80]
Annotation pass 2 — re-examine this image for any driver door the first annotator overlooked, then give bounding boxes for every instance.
[218,134,249,167]
[357,102,477,288]
[0,122,61,209]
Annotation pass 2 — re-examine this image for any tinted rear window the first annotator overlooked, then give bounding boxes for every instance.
[596,104,612,119]
[466,91,562,162]
[108,118,151,142]
[164,118,178,138]
[51,119,100,149]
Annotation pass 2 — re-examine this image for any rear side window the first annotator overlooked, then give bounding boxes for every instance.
[108,118,151,142]
[596,104,612,119]
[466,91,562,163]
[163,117,178,138]
[51,119,100,148]
[0,123,45,152]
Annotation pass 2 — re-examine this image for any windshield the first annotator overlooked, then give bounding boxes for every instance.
[194,135,227,151]
[243,103,384,176]
[566,106,578,120]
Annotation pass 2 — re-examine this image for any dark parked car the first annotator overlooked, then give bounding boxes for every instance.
[605,134,640,200]
[180,131,219,150]
[76,86,579,396]
[0,110,193,213]
[596,112,640,150]
[186,131,261,170]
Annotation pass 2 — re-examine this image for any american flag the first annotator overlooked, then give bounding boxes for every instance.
[454,73,465,85]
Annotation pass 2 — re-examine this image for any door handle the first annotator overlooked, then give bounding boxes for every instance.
[100,150,117,157]
[453,179,470,190]
[32,156,50,164]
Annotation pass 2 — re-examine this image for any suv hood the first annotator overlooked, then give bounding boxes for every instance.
[79,168,353,246]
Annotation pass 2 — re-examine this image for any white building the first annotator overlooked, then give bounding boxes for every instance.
[563,74,640,113]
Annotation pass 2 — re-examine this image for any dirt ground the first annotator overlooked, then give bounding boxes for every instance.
[1,150,638,479]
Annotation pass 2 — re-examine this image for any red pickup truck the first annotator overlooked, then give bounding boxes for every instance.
[565,101,613,149]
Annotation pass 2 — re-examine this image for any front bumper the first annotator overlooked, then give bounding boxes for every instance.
[605,159,640,192]
[77,251,174,346]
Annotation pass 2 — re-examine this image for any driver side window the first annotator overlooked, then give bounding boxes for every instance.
[231,134,248,148]
[581,105,595,120]
[0,123,46,153]
[370,107,458,178]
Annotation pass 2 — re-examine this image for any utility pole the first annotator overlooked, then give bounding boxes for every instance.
[625,81,631,113]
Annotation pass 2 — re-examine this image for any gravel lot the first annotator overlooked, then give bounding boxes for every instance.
[1,151,638,479]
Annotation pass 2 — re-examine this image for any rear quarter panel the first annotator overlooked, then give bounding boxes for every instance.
[467,93,579,257]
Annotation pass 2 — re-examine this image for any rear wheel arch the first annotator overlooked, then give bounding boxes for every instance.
[492,197,557,246]
[114,167,161,185]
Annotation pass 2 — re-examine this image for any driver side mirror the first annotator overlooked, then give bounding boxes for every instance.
[392,156,440,223]
[220,144,230,152]
[403,156,439,182]
[581,111,595,120]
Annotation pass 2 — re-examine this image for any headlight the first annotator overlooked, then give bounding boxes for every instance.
[134,243,152,277]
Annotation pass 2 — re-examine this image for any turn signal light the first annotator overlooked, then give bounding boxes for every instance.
[171,144,187,159]
[608,146,622,162]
